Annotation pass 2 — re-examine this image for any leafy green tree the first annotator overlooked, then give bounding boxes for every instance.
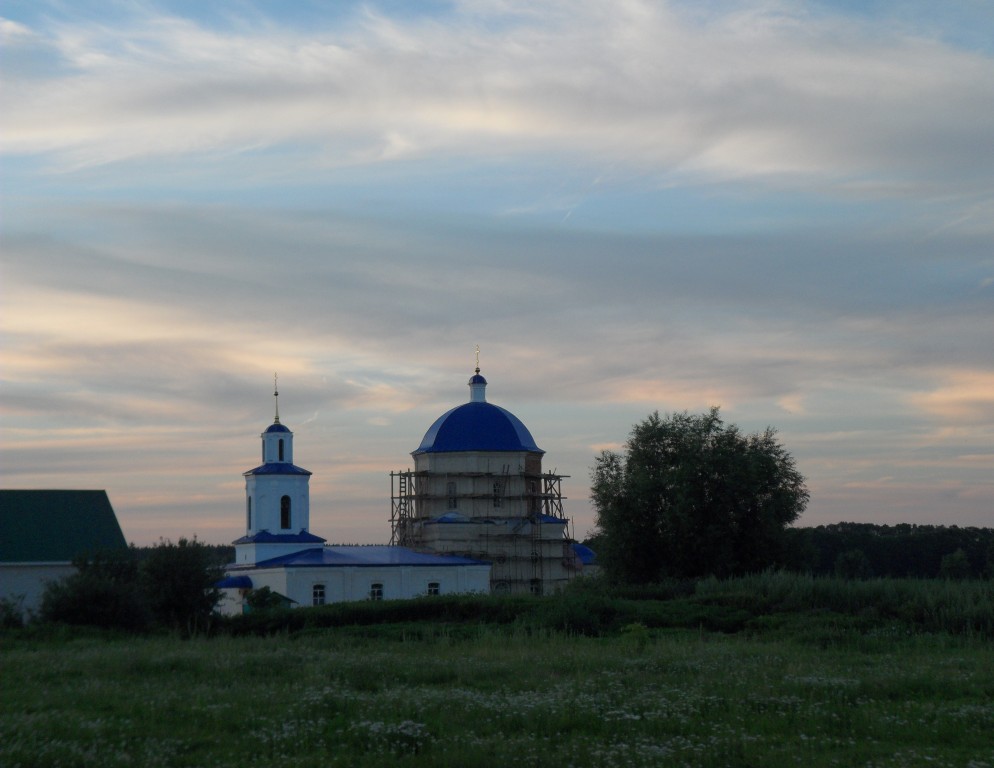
[592,408,808,582]
[140,537,222,635]
[39,548,151,631]
[939,548,971,580]
[834,548,873,580]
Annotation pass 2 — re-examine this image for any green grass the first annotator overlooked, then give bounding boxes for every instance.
[3,623,993,767]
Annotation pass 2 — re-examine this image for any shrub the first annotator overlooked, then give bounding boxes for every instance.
[0,596,26,629]
[39,560,151,632]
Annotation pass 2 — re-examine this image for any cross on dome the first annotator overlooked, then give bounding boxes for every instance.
[273,372,280,424]
[469,346,487,402]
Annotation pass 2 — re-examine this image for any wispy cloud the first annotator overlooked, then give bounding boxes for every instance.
[5,1,993,199]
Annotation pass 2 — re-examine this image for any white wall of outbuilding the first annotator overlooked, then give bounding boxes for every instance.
[218,563,491,616]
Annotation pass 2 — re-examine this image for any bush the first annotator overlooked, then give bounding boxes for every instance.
[39,551,151,632]
[0,596,26,629]
[38,540,222,635]
[245,586,290,612]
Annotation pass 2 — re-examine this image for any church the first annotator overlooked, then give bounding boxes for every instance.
[219,365,593,612]
[391,365,591,594]
[217,381,491,614]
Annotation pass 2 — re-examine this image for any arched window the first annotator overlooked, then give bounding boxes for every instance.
[246,497,252,529]
[446,481,457,510]
[370,583,383,601]
[312,584,325,606]
[278,438,285,462]
[280,495,291,529]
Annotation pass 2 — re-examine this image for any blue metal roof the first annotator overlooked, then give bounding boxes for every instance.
[216,575,253,589]
[414,402,543,454]
[232,530,327,545]
[243,545,489,569]
[243,462,312,476]
[571,542,597,565]
[264,423,291,433]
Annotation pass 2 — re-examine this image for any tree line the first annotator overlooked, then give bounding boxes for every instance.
[590,408,992,583]
[783,522,994,579]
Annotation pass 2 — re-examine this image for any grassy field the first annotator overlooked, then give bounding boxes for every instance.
[3,620,993,768]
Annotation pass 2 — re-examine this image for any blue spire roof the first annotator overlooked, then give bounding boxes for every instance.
[264,423,291,433]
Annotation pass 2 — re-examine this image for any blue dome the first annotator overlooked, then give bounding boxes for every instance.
[415,401,543,454]
[264,423,291,433]
[469,373,487,385]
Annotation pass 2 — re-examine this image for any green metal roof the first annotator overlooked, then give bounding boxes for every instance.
[0,490,128,563]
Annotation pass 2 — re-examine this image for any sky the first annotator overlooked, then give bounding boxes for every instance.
[2,0,993,546]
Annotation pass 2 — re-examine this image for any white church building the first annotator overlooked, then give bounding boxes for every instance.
[217,385,490,614]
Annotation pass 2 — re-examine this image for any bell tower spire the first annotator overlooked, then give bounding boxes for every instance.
[273,372,280,425]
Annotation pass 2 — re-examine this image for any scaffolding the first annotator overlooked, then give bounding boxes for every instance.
[389,468,573,594]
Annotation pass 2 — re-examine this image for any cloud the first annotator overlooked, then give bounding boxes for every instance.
[910,370,994,423]
[4,1,993,200]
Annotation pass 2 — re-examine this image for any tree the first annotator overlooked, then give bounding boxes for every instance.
[140,537,222,635]
[834,548,873,580]
[939,548,971,580]
[591,408,808,582]
[39,548,151,631]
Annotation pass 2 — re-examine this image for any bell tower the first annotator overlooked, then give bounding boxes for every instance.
[242,376,312,537]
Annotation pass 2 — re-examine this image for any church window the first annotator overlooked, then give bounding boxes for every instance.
[246,497,252,529]
[446,481,457,509]
[529,578,543,596]
[492,481,502,508]
[370,583,383,601]
[278,438,284,461]
[427,582,440,596]
[312,584,325,606]
[280,495,291,529]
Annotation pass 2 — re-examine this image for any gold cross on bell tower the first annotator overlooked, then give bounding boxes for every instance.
[273,372,280,424]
